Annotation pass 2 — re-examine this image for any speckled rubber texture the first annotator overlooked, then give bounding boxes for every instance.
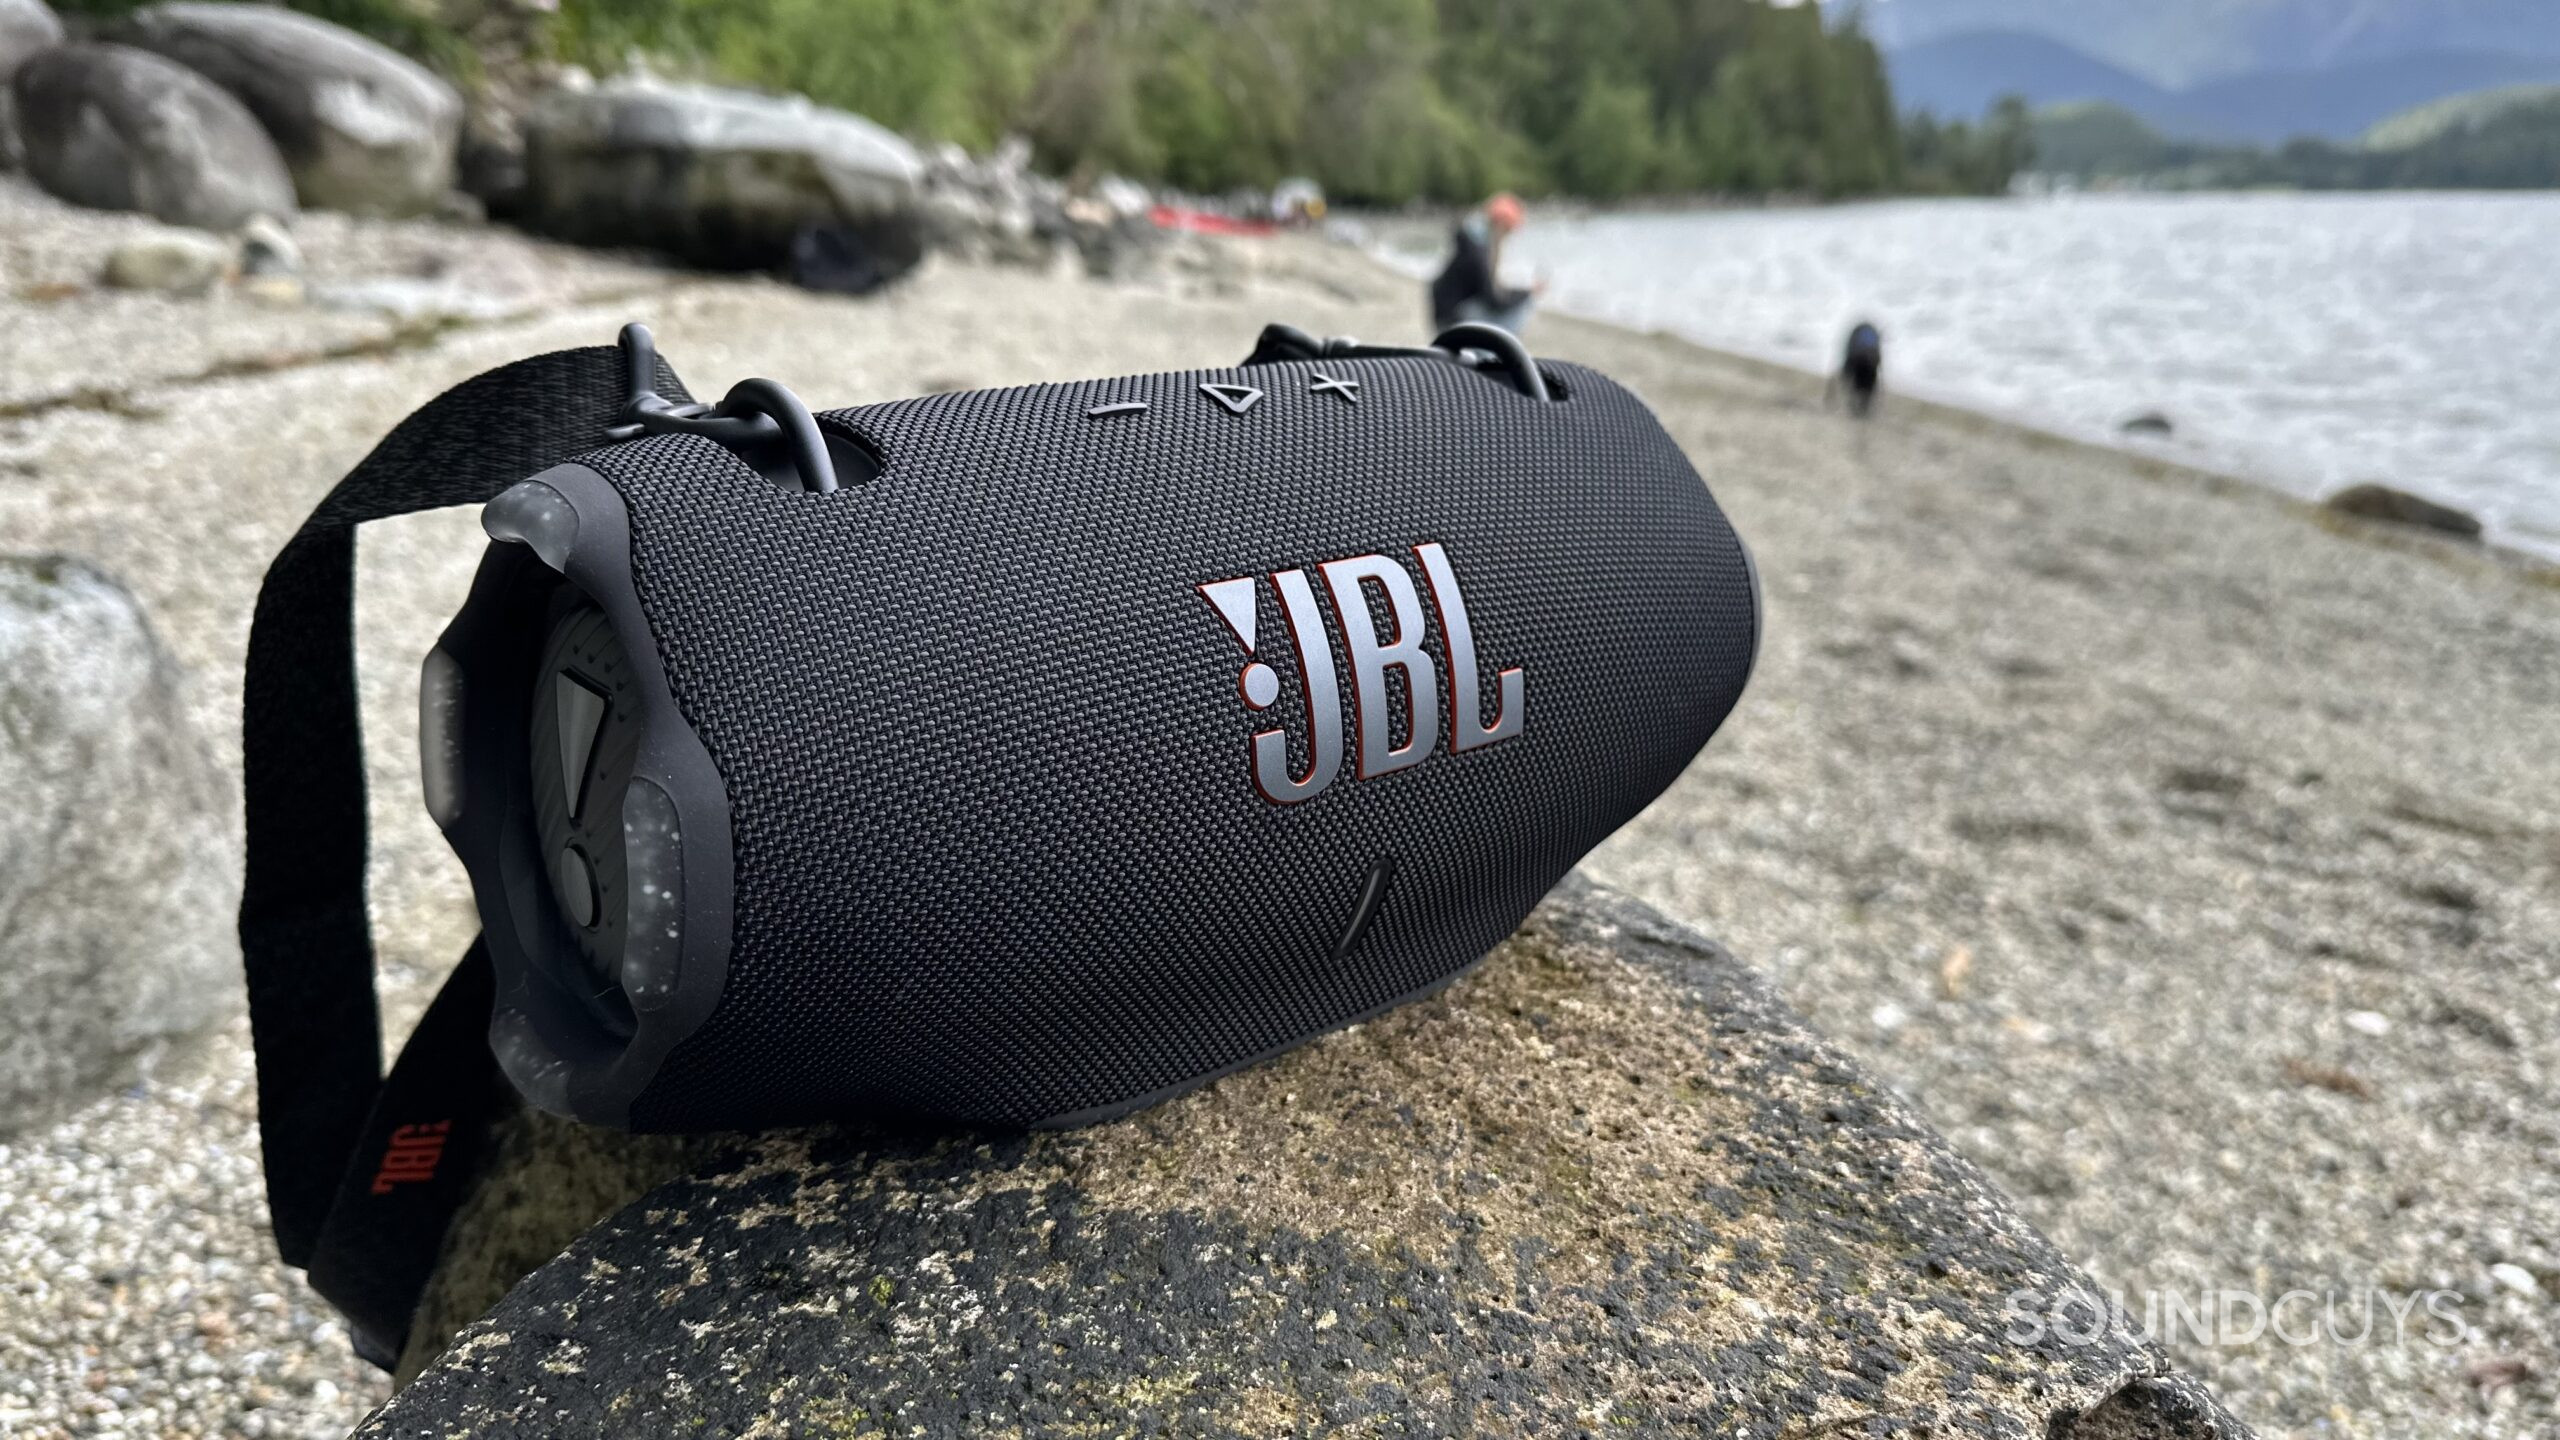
[581,355,1756,1131]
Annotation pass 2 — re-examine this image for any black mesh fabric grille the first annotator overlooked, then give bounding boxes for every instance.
[582,357,1755,1130]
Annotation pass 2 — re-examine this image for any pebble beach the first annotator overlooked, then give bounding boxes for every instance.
[2,178,2554,1438]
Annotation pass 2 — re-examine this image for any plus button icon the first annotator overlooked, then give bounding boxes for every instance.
[1308,372,1361,405]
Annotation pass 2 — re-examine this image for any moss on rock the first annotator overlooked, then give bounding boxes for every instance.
[376,878,2250,1437]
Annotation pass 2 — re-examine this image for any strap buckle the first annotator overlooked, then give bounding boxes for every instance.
[604,323,849,494]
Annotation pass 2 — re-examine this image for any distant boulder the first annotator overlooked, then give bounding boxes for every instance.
[0,0,57,72]
[0,556,238,1130]
[12,42,297,229]
[0,0,65,169]
[112,2,462,217]
[521,76,926,289]
[2118,410,2175,437]
[2324,482,2483,540]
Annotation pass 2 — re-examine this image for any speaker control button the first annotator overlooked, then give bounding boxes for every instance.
[554,672,609,820]
[556,845,599,928]
[419,647,465,828]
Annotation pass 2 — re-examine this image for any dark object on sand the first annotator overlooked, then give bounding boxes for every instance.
[370,880,2255,1438]
[1831,321,1883,417]
[2120,410,2175,437]
[240,320,1759,1365]
[2325,482,2483,540]
[786,221,897,294]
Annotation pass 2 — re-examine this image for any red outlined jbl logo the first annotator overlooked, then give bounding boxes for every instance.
[369,1121,451,1195]
[1199,542,1523,805]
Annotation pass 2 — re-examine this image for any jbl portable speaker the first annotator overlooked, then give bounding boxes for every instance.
[240,321,1757,1364]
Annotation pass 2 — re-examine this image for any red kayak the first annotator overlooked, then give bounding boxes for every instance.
[1149,204,1277,237]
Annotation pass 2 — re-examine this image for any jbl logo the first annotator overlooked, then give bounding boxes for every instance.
[1199,542,1522,805]
[369,1120,451,1195]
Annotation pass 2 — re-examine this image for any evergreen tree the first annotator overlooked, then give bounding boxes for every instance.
[55,0,2028,205]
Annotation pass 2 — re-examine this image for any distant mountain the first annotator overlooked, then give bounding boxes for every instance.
[2364,82,2560,147]
[2175,49,2560,143]
[2027,89,2560,188]
[1885,29,2560,143]
[1829,0,2560,88]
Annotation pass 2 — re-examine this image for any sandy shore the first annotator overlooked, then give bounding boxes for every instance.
[2,178,2554,1438]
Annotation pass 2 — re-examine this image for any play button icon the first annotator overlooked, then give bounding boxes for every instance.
[1199,382,1265,415]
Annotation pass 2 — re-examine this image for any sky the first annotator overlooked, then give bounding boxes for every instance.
[1823,0,2560,87]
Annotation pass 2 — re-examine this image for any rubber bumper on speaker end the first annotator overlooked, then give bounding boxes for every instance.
[421,463,735,1128]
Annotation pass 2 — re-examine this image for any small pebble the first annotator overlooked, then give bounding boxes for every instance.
[237,215,303,278]
[2489,1263,2541,1298]
[101,231,231,294]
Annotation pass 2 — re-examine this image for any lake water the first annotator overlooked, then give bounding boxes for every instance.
[1385,193,2560,560]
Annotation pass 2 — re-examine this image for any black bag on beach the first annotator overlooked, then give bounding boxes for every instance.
[238,320,1760,1364]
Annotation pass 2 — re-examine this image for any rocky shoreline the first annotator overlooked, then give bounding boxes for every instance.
[2,166,2555,1438]
[2,0,1208,326]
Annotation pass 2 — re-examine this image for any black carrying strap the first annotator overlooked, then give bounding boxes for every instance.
[306,941,501,1368]
[240,343,690,1360]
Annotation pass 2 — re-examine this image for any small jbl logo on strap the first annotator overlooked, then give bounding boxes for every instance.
[369,1121,451,1195]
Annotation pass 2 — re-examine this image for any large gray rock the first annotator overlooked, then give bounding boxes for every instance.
[112,2,462,217]
[373,879,2252,1438]
[520,76,927,288]
[11,42,297,228]
[0,556,237,1129]
[0,0,64,169]
[0,0,56,74]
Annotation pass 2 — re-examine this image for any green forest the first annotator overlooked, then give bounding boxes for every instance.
[2228,94,2560,188]
[57,0,2032,204]
[2028,92,2560,190]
